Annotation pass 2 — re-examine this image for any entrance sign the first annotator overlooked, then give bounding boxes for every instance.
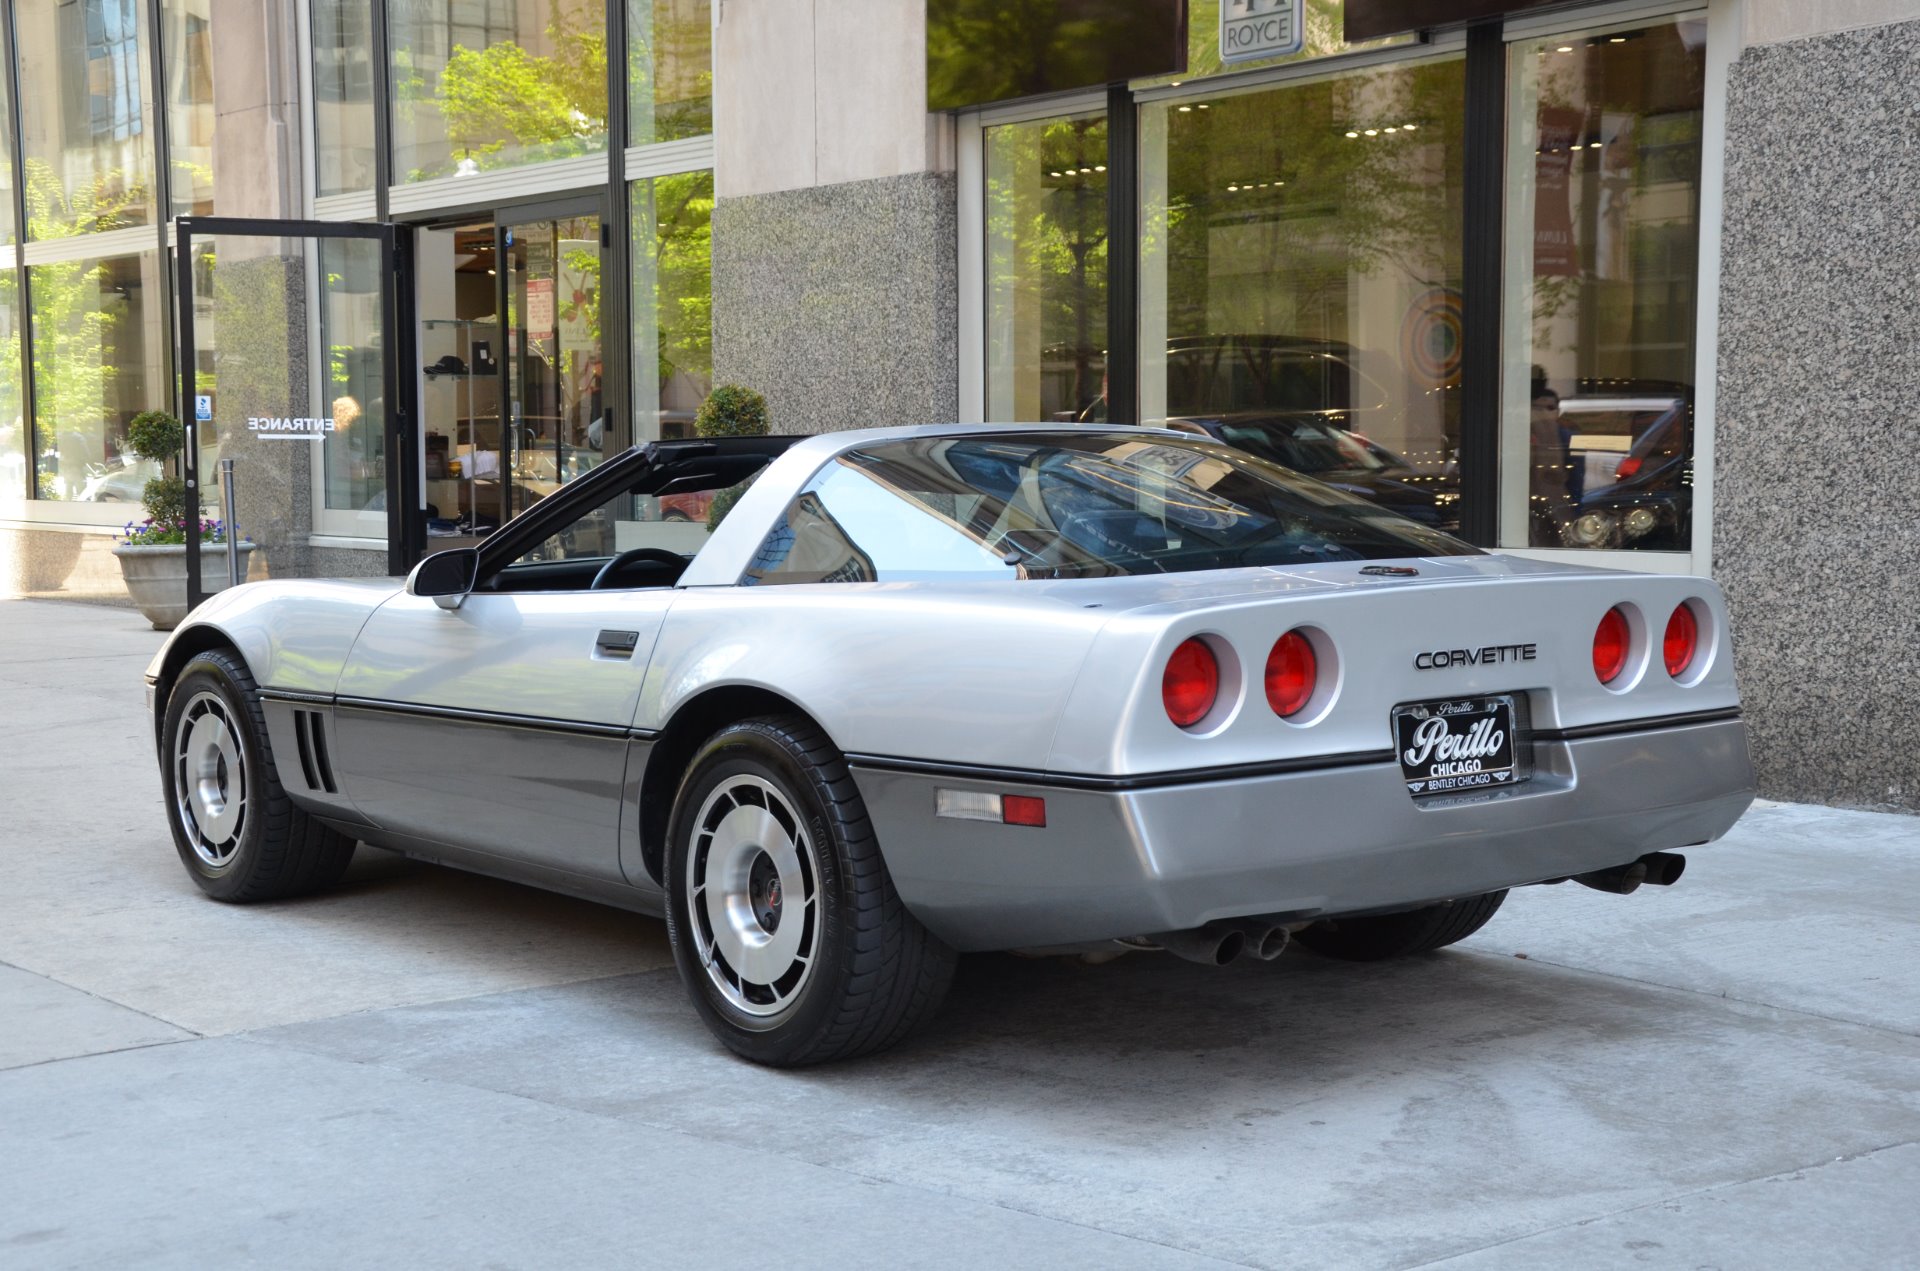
[246,415,336,439]
[1222,0,1303,64]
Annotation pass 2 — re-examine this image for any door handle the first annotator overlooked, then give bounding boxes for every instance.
[595,629,640,658]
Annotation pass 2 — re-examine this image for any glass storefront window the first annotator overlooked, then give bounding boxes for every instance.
[1,63,22,509]
[318,238,387,523]
[14,0,157,235]
[631,170,713,443]
[984,112,1109,423]
[628,0,713,145]
[28,250,167,503]
[1501,18,1706,551]
[389,0,609,183]
[1140,56,1466,535]
[311,0,377,197]
[159,0,212,217]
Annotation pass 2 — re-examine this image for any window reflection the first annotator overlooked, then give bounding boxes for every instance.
[631,170,714,443]
[311,0,377,196]
[1140,56,1466,534]
[1503,19,1705,550]
[389,0,609,183]
[628,0,713,145]
[984,113,1109,423]
[14,0,157,234]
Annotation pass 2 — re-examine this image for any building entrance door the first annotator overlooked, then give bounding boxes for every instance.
[414,203,606,547]
[176,218,417,607]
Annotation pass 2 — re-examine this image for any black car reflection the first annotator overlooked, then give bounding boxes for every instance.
[1562,399,1692,551]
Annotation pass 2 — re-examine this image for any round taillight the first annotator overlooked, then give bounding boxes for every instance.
[1664,603,1698,678]
[1265,630,1317,718]
[1163,638,1220,728]
[1593,606,1631,684]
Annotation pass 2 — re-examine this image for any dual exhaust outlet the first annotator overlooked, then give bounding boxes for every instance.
[1143,919,1290,967]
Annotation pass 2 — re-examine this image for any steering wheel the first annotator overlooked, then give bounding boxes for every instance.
[589,547,688,590]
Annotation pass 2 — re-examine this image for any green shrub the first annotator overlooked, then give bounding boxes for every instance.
[141,476,187,529]
[694,384,769,438]
[126,409,185,465]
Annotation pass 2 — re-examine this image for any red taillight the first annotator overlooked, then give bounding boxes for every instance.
[1163,637,1220,728]
[1001,795,1047,827]
[1265,630,1317,718]
[1664,603,1698,678]
[1616,456,1643,480]
[1593,607,1631,684]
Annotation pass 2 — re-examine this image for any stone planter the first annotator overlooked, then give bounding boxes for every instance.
[112,542,256,630]
[3,529,84,595]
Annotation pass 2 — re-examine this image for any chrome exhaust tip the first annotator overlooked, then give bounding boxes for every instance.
[1146,923,1248,966]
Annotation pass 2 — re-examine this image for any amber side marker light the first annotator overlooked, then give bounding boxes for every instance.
[1265,630,1317,717]
[1163,637,1220,728]
[1664,603,1699,678]
[1593,606,1631,684]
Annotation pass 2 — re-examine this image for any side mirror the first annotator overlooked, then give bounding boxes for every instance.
[407,547,479,610]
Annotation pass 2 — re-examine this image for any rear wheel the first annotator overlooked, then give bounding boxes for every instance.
[1295,890,1507,962]
[664,716,955,1066]
[160,649,356,902]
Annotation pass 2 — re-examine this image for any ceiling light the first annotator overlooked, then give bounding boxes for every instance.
[1049,171,1062,177]
[1197,103,1209,110]
[1571,142,1584,150]
[1178,105,1192,112]
[1364,128,1378,136]
[1403,122,1418,130]
[1384,126,1398,133]
[1094,164,1106,171]
[1080,166,1093,174]
[1557,45,1573,52]
[1170,80,1182,86]
[1609,36,1626,43]
[1228,184,1239,192]
[1345,130,1359,138]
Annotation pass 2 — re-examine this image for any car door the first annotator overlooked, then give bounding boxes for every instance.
[331,449,682,882]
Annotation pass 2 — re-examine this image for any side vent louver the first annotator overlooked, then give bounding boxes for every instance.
[291,709,339,794]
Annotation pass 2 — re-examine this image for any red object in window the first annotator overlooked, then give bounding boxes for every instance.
[1616,456,1643,480]
[1265,630,1317,718]
[1162,637,1220,728]
[1001,795,1047,827]
[1593,607,1631,684]
[1664,603,1698,678]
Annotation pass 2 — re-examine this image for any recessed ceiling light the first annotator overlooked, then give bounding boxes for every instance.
[1049,171,1062,177]
[1196,103,1209,110]
[1557,45,1573,52]
[1345,130,1360,138]
[1228,184,1240,191]
[1403,122,1418,130]
[1609,36,1626,43]
[1094,164,1106,172]
[1364,128,1379,136]
[1178,105,1192,112]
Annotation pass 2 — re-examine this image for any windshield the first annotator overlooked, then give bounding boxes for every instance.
[1209,419,1402,476]
[741,432,1474,584]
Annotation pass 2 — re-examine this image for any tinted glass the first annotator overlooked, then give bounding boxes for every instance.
[743,432,1473,585]
[927,0,1185,111]
[1503,18,1705,551]
[311,0,377,196]
[15,0,156,234]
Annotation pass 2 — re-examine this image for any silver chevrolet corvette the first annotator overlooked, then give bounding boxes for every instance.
[144,426,1755,1065]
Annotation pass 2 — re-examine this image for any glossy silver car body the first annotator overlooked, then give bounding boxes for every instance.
[144,425,1755,953]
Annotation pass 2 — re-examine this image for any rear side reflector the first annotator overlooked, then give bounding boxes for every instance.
[1163,637,1220,728]
[1664,603,1698,678]
[936,789,1047,828]
[1593,606,1631,684]
[1265,630,1317,718]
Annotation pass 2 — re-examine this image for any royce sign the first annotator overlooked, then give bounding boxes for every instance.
[1221,0,1303,64]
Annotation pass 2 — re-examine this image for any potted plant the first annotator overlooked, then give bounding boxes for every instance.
[695,384,769,531]
[110,409,254,629]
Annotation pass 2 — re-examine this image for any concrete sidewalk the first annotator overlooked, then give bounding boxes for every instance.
[2,596,1916,1269]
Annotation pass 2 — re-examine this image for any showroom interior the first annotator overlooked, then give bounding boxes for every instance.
[0,0,1913,812]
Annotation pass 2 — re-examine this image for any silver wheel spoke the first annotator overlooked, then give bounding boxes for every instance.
[684,773,823,1020]
[173,692,249,867]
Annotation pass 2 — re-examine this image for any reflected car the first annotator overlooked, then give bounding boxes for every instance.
[144,427,1753,1066]
[1563,399,1693,551]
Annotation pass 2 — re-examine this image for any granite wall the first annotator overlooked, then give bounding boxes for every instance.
[1715,19,1920,812]
[712,172,957,433]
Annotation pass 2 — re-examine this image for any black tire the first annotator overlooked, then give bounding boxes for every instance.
[1295,890,1508,962]
[664,716,955,1066]
[160,649,356,902]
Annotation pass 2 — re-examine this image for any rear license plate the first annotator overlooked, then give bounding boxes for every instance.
[1392,695,1524,797]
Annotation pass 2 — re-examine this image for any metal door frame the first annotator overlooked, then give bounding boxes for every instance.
[175,216,420,608]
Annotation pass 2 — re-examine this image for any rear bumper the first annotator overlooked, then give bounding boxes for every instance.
[852,717,1755,952]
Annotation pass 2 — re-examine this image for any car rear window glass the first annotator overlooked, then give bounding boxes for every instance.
[741,431,1476,584]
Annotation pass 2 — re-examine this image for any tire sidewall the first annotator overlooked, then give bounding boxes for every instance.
[160,654,269,900]
[664,723,851,1063]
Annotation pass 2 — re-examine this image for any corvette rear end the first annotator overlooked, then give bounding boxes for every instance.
[852,556,1753,952]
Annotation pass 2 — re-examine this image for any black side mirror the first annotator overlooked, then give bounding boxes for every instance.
[407,547,480,610]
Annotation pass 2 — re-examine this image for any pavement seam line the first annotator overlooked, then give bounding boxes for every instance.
[229,1026,1262,1270]
[0,1035,203,1075]
[1458,946,1920,1041]
[0,957,206,1038]
[1396,1137,1920,1270]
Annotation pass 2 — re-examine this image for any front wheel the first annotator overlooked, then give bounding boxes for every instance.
[1294,890,1507,962]
[664,716,955,1066]
[160,649,356,902]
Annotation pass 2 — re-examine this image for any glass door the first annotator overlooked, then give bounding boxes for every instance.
[499,207,605,519]
[177,218,413,606]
